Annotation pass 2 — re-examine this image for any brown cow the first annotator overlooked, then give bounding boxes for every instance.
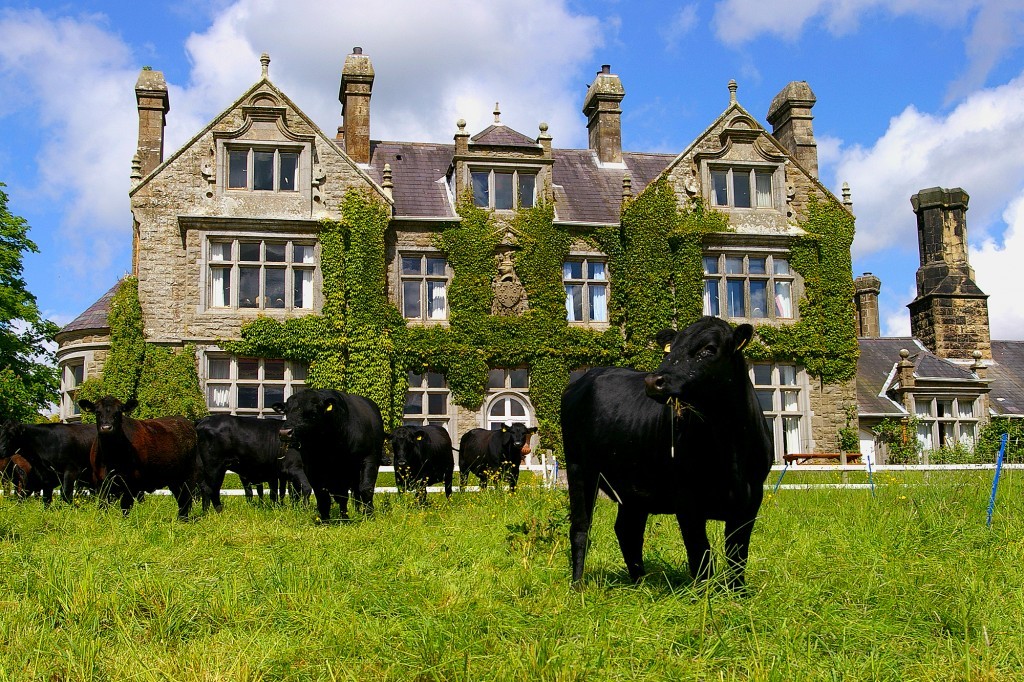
[78,396,200,519]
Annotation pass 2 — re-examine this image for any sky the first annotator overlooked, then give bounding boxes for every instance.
[2,0,1023,341]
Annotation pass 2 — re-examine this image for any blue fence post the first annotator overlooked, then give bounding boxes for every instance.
[986,433,1009,528]
[772,460,789,495]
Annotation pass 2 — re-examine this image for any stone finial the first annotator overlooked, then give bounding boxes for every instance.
[897,348,915,388]
[494,102,501,124]
[622,172,632,203]
[457,119,467,132]
[537,121,552,157]
[842,181,852,208]
[972,350,987,378]
[455,118,470,155]
[260,53,270,78]
[130,154,143,185]
[382,162,393,201]
[728,79,738,104]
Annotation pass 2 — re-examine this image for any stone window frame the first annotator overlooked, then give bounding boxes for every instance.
[60,356,87,422]
[403,369,452,432]
[398,251,450,323]
[563,255,609,325]
[912,395,980,451]
[702,249,796,322]
[202,351,307,418]
[201,233,319,313]
[750,361,808,462]
[225,144,303,192]
[467,164,539,211]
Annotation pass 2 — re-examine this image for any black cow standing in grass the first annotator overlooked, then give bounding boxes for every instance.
[387,424,454,502]
[196,414,312,512]
[78,397,200,519]
[561,317,773,590]
[458,423,537,492]
[272,389,383,522]
[0,420,95,504]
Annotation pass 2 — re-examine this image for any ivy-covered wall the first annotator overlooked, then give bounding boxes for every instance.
[219,180,857,458]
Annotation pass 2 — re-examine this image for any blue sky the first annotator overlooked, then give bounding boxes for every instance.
[2,0,1023,339]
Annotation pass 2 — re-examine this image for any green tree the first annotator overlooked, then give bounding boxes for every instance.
[0,182,59,421]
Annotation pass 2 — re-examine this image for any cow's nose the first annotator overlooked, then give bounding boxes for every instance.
[644,374,666,396]
[99,424,113,433]
[279,427,293,439]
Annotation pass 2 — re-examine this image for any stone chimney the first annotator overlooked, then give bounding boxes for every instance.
[854,272,881,338]
[582,64,624,165]
[766,81,817,178]
[135,68,169,178]
[339,47,374,165]
[908,187,991,359]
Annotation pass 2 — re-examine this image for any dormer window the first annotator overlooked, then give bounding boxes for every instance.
[710,167,774,209]
[228,146,299,191]
[471,169,536,210]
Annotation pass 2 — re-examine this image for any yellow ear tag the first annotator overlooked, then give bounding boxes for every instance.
[416,435,423,441]
[663,344,671,353]
[735,338,748,352]
[502,426,508,433]
[325,404,333,413]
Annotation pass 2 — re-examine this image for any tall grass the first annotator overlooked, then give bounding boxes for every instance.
[1,471,1023,680]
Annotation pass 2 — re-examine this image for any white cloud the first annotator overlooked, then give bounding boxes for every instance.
[660,4,699,52]
[971,194,1024,340]
[881,283,916,337]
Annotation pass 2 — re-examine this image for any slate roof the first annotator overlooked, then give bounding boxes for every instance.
[856,338,918,415]
[366,142,673,225]
[58,280,122,336]
[471,124,540,148]
[990,341,1024,415]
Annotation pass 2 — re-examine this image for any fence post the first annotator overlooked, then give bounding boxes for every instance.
[986,433,1009,528]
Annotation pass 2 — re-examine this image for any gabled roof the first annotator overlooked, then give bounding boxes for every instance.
[57,280,121,337]
[471,125,540,148]
[990,341,1024,415]
[856,338,919,415]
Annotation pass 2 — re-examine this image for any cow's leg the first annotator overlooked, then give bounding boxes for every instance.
[314,488,332,523]
[614,505,649,582]
[677,514,713,583]
[723,513,758,592]
[269,477,280,505]
[204,467,226,513]
[357,457,378,517]
[41,485,54,508]
[120,492,134,516]
[172,483,193,521]
[334,492,350,521]
[60,470,76,505]
[566,463,600,584]
[443,470,452,499]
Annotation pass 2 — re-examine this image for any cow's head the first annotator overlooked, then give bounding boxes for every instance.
[644,317,753,404]
[0,420,23,457]
[78,396,138,434]
[271,390,345,448]
[388,426,428,474]
[498,422,538,462]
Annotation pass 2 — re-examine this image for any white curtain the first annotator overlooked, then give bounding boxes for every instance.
[589,284,607,321]
[208,386,230,408]
[428,281,447,319]
[783,417,801,455]
[211,268,229,307]
[756,172,773,207]
[565,285,582,321]
[774,282,792,318]
[297,269,313,309]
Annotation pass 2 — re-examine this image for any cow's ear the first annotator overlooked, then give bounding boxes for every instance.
[732,324,754,354]
[271,402,286,414]
[78,399,95,414]
[527,426,539,434]
[414,429,427,441]
[501,424,508,433]
[123,398,139,413]
[655,328,676,352]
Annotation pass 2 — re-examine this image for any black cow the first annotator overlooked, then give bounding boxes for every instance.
[387,425,454,502]
[562,317,773,590]
[78,397,201,519]
[458,423,537,492]
[0,420,95,505]
[195,414,312,512]
[272,389,383,522]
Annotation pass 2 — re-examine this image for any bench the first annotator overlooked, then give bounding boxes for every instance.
[783,452,862,465]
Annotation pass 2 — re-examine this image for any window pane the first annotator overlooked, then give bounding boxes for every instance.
[936,399,953,418]
[70,363,84,386]
[404,391,423,414]
[563,261,583,280]
[509,402,526,418]
[725,257,744,274]
[426,258,446,276]
[588,261,606,281]
[703,280,720,316]
[914,400,932,417]
[427,393,447,415]
[960,423,977,447]
[773,258,790,275]
[402,281,422,318]
[589,284,608,322]
[519,174,535,208]
[509,369,529,388]
[958,399,975,419]
[294,244,315,264]
[291,363,307,381]
[238,359,259,380]
[265,269,286,308]
[494,172,513,209]
[749,280,767,318]
[727,279,745,317]
[938,422,955,447]
[755,172,773,207]
[752,364,772,385]
[265,243,286,262]
[211,267,230,307]
[254,151,274,190]
[487,369,505,389]
[239,242,261,262]
[210,241,232,261]
[237,385,259,409]
[733,171,751,208]
[703,256,719,274]
[779,365,796,386]
[263,385,284,407]
[401,256,421,275]
[472,171,489,207]
[783,417,801,454]
[427,280,447,320]
[407,372,423,387]
[711,170,728,206]
[208,357,231,380]
[264,360,285,381]
[239,267,260,308]
[916,424,933,451]
[426,372,445,388]
[208,385,231,408]
[279,152,297,191]
[782,390,799,411]
[294,269,313,309]
[775,281,793,318]
[565,285,583,321]
[749,257,766,275]
[228,151,247,188]
[756,389,773,412]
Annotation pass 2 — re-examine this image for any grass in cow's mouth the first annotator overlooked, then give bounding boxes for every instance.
[0,470,1022,679]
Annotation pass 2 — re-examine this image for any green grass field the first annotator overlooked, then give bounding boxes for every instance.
[1,471,1023,681]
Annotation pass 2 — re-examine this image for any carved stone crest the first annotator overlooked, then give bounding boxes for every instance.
[492,249,527,316]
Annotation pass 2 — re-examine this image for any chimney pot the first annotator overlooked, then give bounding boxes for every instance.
[339,48,375,164]
[582,64,624,164]
[766,81,818,178]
